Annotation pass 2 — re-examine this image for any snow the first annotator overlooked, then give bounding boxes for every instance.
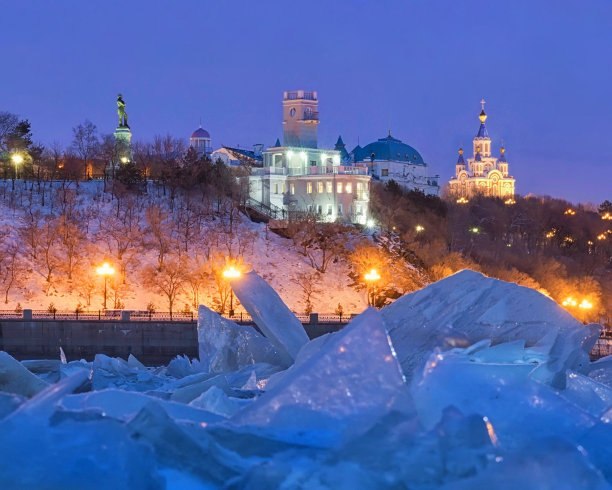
[0,180,367,315]
[0,270,611,487]
[230,270,309,362]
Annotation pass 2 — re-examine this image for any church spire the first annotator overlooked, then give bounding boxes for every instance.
[476,99,489,138]
[457,146,465,164]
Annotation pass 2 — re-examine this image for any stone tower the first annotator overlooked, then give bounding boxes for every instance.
[282,90,319,148]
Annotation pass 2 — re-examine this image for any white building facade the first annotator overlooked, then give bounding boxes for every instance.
[249,91,370,224]
[350,133,440,195]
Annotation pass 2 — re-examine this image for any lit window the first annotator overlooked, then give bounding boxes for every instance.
[290,183,295,195]
[326,182,332,193]
[381,169,389,177]
[357,182,362,192]
[346,183,352,193]
[337,182,343,193]
[282,183,285,193]
[327,204,333,215]
[356,204,363,215]
[274,183,279,194]
[307,182,313,194]
[317,182,323,193]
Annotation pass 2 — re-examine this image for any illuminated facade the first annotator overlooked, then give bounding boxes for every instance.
[350,132,440,196]
[448,100,515,199]
[249,91,370,224]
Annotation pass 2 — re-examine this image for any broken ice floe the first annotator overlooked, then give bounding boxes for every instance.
[0,269,610,488]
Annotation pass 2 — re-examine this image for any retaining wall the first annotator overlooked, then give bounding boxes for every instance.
[0,319,346,365]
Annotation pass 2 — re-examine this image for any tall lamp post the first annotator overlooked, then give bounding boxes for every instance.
[96,262,115,310]
[11,154,23,191]
[222,266,241,317]
[364,269,381,307]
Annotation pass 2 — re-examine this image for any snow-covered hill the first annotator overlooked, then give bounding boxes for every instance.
[0,180,372,315]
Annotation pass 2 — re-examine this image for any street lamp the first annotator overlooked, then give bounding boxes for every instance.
[96,262,115,310]
[11,153,23,190]
[364,268,381,307]
[222,266,241,317]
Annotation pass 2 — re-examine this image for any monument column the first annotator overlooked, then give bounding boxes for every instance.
[114,93,133,165]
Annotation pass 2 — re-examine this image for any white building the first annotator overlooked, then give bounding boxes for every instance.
[448,100,515,199]
[350,132,440,195]
[212,145,263,167]
[249,91,370,224]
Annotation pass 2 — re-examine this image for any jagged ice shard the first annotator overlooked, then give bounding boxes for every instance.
[231,308,410,446]
[198,304,291,372]
[381,269,601,387]
[230,270,309,362]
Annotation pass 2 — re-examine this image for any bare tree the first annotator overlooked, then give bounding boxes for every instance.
[71,120,100,180]
[290,271,321,315]
[142,258,187,314]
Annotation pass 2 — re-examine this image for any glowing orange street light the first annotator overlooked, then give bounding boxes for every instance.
[564,208,576,216]
[504,198,516,205]
[365,269,381,306]
[602,212,612,220]
[222,266,242,317]
[457,197,469,204]
[562,297,577,307]
[415,225,425,233]
[10,153,23,190]
[96,262,115,310]
[578,299,593,309]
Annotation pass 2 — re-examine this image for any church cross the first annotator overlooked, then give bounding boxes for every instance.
[481,98,486,111]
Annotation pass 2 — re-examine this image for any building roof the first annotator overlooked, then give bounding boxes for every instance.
[457,148,465,164]
[351,134,425,165]
[191,127,210,139]
[222,146,263,162]
[476,123,489,138]
[273,138,281,147]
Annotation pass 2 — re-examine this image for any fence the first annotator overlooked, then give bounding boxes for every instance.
[0,310,353,324]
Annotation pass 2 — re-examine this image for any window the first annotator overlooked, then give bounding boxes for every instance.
[356,182,362,192]
[337,182,343,193]
[381,169,389,177]
[310,160,317,166]
[307,182,313,194]
[317,182,323,193]
[345,183,352,193]
[326,182,332,193]
[290,183,295,195]
[338,204,343,215]
[356,204,363,215]
[317,205,322,214]
[274,183,279,194]
[327,204,333,215]
[282,183,286,193]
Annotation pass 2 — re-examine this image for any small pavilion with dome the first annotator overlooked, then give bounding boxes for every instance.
[189,126,212,157]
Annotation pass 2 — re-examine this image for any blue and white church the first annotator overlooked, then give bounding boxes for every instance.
[348,132,440,196]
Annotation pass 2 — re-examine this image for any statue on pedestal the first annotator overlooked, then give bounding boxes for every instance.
[117,94,129,128]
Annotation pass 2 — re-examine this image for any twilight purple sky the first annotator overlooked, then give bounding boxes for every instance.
[1,0,610,205]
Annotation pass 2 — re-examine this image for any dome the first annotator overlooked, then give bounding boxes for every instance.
[191,127,210,139]
[353,134,425,165]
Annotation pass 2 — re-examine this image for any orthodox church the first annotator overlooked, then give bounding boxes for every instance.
[448,101,515,199]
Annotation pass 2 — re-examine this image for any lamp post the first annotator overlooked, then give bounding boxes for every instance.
[364,268,381,307]
[96,262,115,310]
[11,154,23,191]
[222,266,241,317]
